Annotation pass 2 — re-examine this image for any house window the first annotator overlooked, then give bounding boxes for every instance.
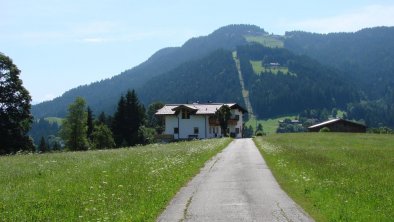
[174,127,179,134]
[235,128,240,134]
[182,110,190,119]
[194,127,199,134]
[209,127,212,134]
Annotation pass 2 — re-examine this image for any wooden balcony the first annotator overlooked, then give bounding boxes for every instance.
[209,117,239,126]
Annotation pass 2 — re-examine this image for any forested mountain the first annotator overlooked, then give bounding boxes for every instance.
[32,25,266,118]
[139,49,244,106]
[31,24,394,127]
[284,27,394,126]
[236,44,359,118]
[284,27,394,99]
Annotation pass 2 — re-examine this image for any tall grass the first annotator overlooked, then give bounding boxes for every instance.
[254,133,394,221]
[0,138,231,221]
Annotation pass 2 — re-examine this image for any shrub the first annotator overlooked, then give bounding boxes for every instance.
[319,127,330,132]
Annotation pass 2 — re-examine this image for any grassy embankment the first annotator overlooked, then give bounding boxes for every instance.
[254,133,394,221]
[0,138,231,221]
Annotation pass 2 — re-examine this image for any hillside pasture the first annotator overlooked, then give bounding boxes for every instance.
[44,117,64,125]
[244,35,284,48]
[254,133,394,221]
[249,60,295,76]
[0,138,231,221]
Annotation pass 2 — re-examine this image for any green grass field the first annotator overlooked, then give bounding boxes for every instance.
[249,60,296,76]
[254,133,394,221]
[244,35,284,48]
[44,117,64,125]
[245,116,296,134]
[0,138,231,221]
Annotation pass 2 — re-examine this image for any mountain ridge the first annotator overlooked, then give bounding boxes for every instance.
[32,24,264,118]
[31,24,394,127]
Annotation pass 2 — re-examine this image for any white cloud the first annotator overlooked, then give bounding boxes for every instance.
[286,4,394,33]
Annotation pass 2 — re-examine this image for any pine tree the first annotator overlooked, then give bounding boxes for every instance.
[87,106,94,141]
[60,97,89,151]
[112,90,146,147]
[112,95,126,147]
[124,90,146,146]
[0,53,34,154]
[38,136,47,153]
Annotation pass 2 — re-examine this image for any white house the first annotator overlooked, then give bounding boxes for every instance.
[155,103,247,140]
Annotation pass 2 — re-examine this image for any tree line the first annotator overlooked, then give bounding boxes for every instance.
[0,51,164,154]
[57,90,163,152]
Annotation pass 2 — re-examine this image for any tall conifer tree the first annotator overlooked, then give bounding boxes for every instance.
[87,106,94,141]
[112,90,145,147]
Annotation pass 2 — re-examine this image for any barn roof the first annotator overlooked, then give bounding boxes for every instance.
[308,118,365,129]
[155,103,247,115]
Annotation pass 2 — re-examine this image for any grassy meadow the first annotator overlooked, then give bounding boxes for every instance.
[44,117,64,125]
[0,138,231,221]
[254,133,394,221]
[249,60,296,76]
[245,116,296,134]
[244,35,284,48]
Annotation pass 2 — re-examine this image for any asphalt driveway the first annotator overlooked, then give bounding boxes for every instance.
[158,138,313,222]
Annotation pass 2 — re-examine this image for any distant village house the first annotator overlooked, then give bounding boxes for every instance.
[155,103,247,140]
[308,118,367,133]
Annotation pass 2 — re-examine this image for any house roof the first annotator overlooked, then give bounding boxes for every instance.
[155,103,247,115]
[308,118,365,129]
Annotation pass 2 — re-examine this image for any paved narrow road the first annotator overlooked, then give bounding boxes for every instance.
[158,138,314,222]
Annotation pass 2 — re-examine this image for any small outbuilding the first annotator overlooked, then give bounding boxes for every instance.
[308,118,366,133]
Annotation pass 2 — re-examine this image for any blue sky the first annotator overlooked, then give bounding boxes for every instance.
[2,0,394,104]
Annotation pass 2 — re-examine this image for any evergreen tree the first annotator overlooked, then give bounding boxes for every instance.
[0,53,34,154]
[60,97,89,151]
[112,90,146,147]
[38,136,47,153]
[215,105,231,137]
[97,111,107,125]
[87,106,94,141]
[112,95,126,147]
[124,90,146,146]
[257,123,263,132]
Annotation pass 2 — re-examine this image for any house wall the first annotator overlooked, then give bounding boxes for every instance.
[163,108,245,139]
[164,114,208,139]
[164,115,179,139]
[230,109,243,138]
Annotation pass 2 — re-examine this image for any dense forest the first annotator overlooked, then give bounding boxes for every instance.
[236,44,359,118]
[139,49,244,106]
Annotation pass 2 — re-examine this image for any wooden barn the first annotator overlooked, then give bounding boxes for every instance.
[308,118,367,133]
